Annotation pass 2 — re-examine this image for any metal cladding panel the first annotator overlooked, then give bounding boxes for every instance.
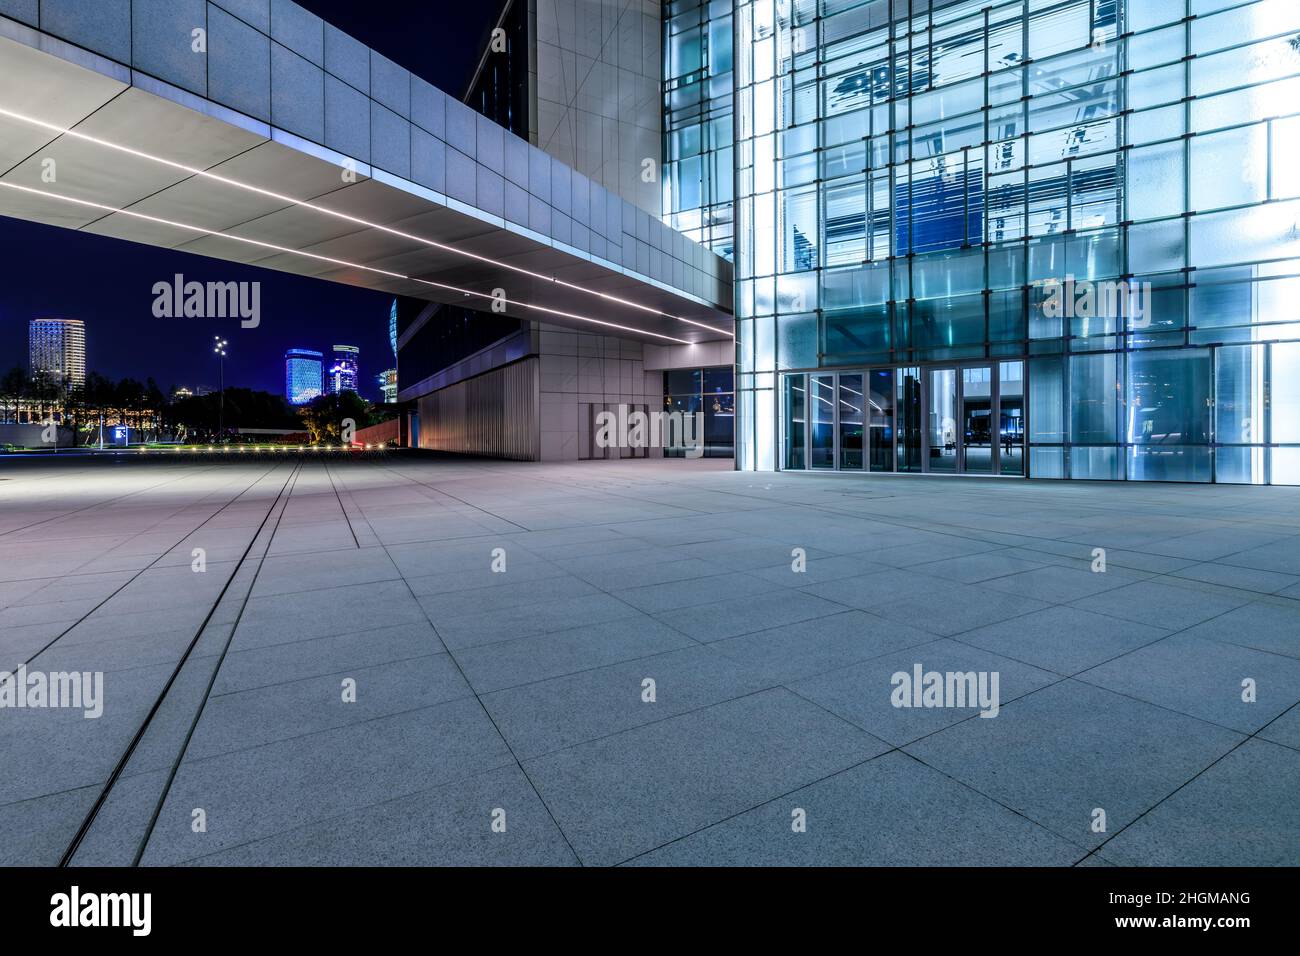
[416,357,538,461]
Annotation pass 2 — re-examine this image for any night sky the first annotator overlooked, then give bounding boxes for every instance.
[0,0,501,402]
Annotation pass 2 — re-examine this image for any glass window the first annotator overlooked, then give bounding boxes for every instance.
[1128,446,1213,482]
[777,312,818,369]
[703,367,734,395]
[1070,353,1121,443]
[1127,349,1212,446]
[1215,344,1266,445]
[1216,446,1267,485]
[1072,446,1123,480]
[1191,125,1268,212]
[1128,142,1185,221]
[665,369,701,395]
[1029,356,1065,443]
[1271,343,1300,444]
[1272,447,1300,485]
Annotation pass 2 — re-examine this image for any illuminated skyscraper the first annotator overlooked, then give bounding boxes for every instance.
[328,345,360,395]
[28,318,86,391]
[389,299,398,360]
[378,368,397,404]
[285,348,323,405]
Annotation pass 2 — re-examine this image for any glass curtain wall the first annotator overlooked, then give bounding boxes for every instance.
[737,0,1300,483]
[665,0,737,260]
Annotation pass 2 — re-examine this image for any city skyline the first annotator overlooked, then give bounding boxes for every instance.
[0,215,396,402]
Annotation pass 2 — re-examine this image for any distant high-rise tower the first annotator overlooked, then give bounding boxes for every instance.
[378,369,397,404]
[328,345,360,395]
[389,299,398,360]
[28,318,86,391]
[285,349,323,405]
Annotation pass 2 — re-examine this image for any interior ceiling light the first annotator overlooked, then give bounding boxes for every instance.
[0,180,693,344]
[0,105,732,338]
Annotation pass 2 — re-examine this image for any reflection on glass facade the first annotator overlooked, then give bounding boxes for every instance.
[736,0,1300,483]
[665,0,736,259]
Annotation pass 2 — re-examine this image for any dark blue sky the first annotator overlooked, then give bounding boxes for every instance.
[0,0,500,401]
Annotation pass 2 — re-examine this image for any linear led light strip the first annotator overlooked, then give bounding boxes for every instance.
[0,105,732,338]
[0,180,693,344]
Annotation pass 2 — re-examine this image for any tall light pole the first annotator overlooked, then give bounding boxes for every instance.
[213,336,228,438]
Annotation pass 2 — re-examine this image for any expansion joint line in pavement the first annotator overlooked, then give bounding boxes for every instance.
[57,460,303,867]
[128,460,308,866]
[1072,689,1300,867]
[322,459,361,548]
[377,462,529,531]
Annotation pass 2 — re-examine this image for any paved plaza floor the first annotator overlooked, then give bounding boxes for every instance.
[1,453,1297,866]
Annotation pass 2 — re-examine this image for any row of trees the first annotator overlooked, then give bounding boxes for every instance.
[1,368,168,437]
[0,366,396,443]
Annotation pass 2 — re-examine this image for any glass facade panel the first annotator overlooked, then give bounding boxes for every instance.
[1127,350,1212,448]
[665,366,734,458]
[1272,344,1300,444]
[664,0,735,259]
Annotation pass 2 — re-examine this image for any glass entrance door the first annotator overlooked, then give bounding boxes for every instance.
[868,368,896,472]
[927,363,1011,474]
[999,361,1025,475]
[783,363,1028,477]
[810,374,836,468]
[928,368,959,473]
[962,367,994,474]
[838,374,865,470]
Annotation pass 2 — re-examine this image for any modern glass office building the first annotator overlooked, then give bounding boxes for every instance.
[732,0,1300,483]
[285,349,324,406]
[328,345,360,395]
[28,318,86,392]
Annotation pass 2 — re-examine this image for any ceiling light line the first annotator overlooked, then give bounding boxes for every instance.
[0,180,693,344]
[0,105,732,337]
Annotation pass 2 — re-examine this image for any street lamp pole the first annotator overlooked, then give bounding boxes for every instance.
[213,336,228,438]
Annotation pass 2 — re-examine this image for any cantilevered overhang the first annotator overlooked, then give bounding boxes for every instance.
[0,18,732,346]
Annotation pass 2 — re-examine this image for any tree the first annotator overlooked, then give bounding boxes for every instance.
[28,372,61,424]
[168,387,297,438]
[0,366,26,424]
[298,390,374,443]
